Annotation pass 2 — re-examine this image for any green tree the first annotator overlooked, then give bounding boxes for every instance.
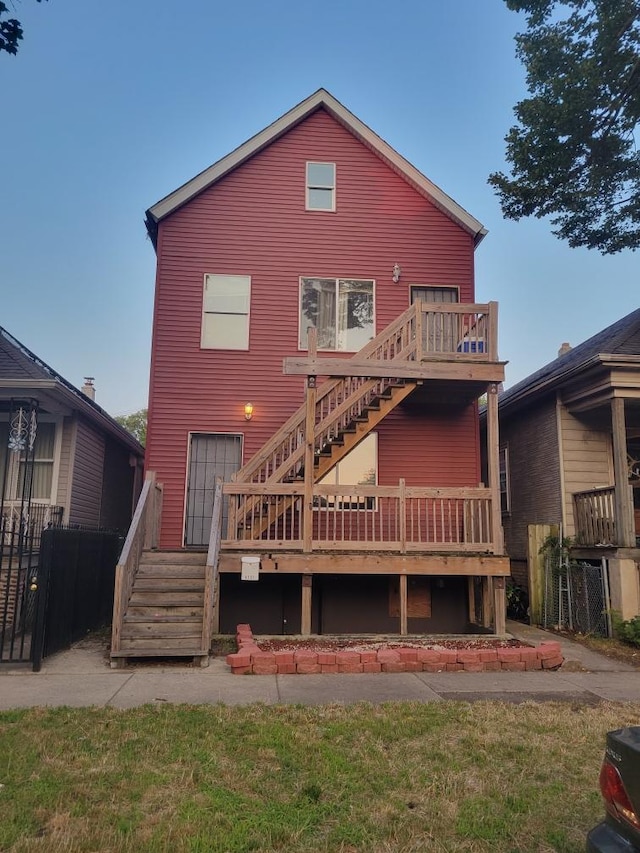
[489,0,640,254]
[1,0,47,56]
[115,409,147,447]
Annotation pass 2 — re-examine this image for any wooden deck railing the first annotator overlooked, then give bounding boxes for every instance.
[573,486,616,546]
[111,473,163,658]
[223,481,495,553]
[202,479,223,648]
[415,302,497,362]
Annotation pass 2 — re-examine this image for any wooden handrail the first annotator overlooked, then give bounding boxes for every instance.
[111,472,162,657]
[201,479,223,652]
[235,303,419,485]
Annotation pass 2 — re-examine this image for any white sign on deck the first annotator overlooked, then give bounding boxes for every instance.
[241,556,260,581]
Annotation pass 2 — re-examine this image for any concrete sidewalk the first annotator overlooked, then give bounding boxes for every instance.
[2,623,640,710]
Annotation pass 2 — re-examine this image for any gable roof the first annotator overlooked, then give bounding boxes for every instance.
[498,307,640,414]
[0,326,144,456]
[145,88,487,249]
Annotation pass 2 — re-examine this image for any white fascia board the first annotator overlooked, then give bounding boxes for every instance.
[0,379,143,456]
[147,89,487,244]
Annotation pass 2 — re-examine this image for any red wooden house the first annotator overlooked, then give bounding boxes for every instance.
[111,90,508,664]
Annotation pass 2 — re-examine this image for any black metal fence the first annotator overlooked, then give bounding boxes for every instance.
[31,527,122,670]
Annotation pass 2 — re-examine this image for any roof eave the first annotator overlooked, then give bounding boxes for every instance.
[144,88,486,247]
[499,354,604,415]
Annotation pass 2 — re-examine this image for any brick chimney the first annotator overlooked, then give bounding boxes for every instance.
[558,342,572,357]
[81,377,96,400]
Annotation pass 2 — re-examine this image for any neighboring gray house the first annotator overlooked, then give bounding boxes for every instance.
[0,326,144,536]
[486,308,640,621]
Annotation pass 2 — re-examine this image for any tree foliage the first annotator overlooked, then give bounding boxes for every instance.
[489,0,640,253]
[1,0,46,56]
[115,409,147,447]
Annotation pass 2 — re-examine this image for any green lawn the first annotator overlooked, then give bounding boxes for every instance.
[1,701,639,852]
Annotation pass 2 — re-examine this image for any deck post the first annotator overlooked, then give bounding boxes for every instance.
[414,301,423,361]
[612,397,635,547]
[493,576,506,635]
[303,329,317,553]
[399,478,407,553]
[301,574,312,635]
[486,382,504,554]
[399,574,408,635]
[467,577,476,624]
[488,302,499,362]
[481,576,493,629]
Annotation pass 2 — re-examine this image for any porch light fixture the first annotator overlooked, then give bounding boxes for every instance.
[244,402,254,421]
[392,263,401,283]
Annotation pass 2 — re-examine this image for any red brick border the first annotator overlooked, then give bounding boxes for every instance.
[226,625,564,675]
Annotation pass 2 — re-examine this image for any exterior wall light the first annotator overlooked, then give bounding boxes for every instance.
[244,402,254,421]
[392,263,401,283]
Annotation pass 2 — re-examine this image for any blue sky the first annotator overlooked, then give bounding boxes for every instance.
[2,0,637,417]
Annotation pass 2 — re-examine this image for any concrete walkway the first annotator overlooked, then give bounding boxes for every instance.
[2,622,640,710]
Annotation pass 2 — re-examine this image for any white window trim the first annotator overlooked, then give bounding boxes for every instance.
[201,274,251,351]
[298,276,376,352]
[305,161,336,212]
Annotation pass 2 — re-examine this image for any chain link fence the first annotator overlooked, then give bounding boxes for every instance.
[542,556,612,637]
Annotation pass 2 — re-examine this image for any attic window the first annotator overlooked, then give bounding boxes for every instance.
[306,162,335,211]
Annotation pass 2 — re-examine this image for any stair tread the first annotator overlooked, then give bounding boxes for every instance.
[124,615,203,623]
[111,648,207,658]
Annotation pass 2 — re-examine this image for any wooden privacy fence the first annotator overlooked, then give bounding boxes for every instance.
[573,486,616,546]
[223,481,495,553]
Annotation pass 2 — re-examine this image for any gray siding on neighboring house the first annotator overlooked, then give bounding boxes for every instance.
[68,417,106,527]
[558,403,612,538]
[500,395,562,565]
[54,417,74,518]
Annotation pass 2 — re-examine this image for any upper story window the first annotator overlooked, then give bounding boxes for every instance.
[306,162,335,211]
[201,274,250,350]
[299,278,374,351]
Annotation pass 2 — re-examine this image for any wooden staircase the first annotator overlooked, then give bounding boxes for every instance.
[111,550,209,664]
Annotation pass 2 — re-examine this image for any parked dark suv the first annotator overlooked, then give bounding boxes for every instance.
[588,727,640,851]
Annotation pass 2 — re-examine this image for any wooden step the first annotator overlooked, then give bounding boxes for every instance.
[127,605,203,618]
[124,614,203,624]
[114,636,206,652]
[137,565,205,579]
[139,550,206,566]
[129,592,205,607]
[121,622,202,639]
[132,578,205,592]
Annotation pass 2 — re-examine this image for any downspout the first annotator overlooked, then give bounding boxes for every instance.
[555,391,568,534]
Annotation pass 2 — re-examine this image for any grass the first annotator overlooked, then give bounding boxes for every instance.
[2,702,640,852]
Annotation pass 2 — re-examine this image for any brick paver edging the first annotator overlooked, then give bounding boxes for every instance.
[225,624,564,675]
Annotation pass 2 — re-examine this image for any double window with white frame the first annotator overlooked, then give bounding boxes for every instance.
[201,274,251,350]
[299,277,374,351]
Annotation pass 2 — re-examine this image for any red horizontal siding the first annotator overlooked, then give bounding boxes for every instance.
[146,108,479,547]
